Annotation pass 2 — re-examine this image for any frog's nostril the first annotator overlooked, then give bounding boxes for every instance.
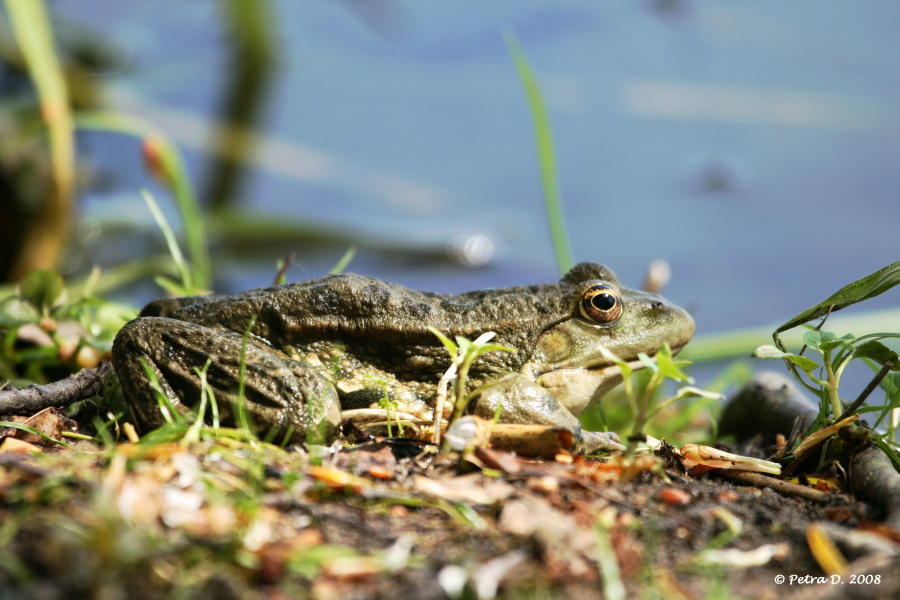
[651,301,664,311]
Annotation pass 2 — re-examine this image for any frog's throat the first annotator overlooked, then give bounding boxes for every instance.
[580,357,646,380]
[538,340,688,375]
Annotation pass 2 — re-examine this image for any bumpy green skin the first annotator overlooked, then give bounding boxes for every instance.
[112,263,695,452]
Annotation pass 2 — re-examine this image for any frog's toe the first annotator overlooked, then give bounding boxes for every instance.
[575,430,625,455]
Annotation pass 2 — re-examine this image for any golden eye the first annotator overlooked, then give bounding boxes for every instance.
[579,284,623,326]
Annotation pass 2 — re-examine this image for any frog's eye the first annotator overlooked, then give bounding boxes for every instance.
[579,284,623,326]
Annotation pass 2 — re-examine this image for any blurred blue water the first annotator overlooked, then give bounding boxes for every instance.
[60,0,899,341]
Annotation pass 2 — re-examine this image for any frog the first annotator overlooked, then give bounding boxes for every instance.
[111,262,695,453]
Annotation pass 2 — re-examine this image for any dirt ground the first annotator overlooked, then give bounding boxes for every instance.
[2,426,899,600]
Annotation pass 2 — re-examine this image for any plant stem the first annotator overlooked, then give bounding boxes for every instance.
[823,350,842,419]
[450,360,472,424]
[205,0,278,210]
[629,381,656,451]
[6,0,74,279]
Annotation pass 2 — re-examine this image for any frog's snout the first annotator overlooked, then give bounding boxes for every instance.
[666,305,696,355]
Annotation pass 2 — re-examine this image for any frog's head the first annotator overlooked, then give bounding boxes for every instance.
[529,263,695,416]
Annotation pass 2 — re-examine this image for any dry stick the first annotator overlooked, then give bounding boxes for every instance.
[272,251,296,286]
[0,362,111,415]
[796,305,834,357]
[779,443,816,480]
[838,360,893,421]
[718,470,830,503]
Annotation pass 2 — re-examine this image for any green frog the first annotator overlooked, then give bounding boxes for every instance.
[111,263,694,453]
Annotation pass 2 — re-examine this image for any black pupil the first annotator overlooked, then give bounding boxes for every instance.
[591,292,617,311]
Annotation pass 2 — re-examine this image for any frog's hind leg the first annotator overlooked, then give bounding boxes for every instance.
[111,317,342,444]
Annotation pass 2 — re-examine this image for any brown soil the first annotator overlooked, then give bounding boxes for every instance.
[1,431,898,600]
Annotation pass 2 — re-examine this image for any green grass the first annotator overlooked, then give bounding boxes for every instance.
[504,32,573,275]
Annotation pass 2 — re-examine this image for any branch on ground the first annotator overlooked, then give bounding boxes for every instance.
[0,362,111,415]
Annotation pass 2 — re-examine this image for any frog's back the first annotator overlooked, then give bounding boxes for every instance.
[153,272,574,353]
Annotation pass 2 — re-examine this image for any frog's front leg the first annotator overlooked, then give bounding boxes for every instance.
[112,317,342,444]
[470,374,624,454]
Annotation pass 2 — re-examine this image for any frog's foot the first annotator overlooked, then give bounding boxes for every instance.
[471,373,624,455]
[112,317,342,444]
[574,430,625,455]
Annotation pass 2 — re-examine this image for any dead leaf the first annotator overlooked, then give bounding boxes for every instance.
[333,441,398,476]
[308,466,369,494]
[807,522,848,576]
[526,475,560,495]
[3,408,77,445]
[413,473,513,505]
[0,438,43,454]
[470,446,522,474]
[321,556,382,579]
[794,414,859,457]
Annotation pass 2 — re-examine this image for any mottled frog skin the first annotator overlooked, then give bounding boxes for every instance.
[111,263,695,453]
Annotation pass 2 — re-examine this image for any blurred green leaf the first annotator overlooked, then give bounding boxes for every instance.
[880,371,900,403]
[0,296,39,327]
[18,269,64,314]
[153,275,191,298]
[596,344,633,381]
[670,386,725,402]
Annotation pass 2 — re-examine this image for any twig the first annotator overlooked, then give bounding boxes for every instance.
[272,251,295,286]
[797,304,834,357]
[0,362,111,415]
[717,470,830,503]
[838,360,893,421]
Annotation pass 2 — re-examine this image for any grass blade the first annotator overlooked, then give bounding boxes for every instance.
[5,0,75,279]
[142,190,194,293]
[329,246,358,275]
[504,31,573,275]
[76,112,211,290]
[0,421,71,448]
